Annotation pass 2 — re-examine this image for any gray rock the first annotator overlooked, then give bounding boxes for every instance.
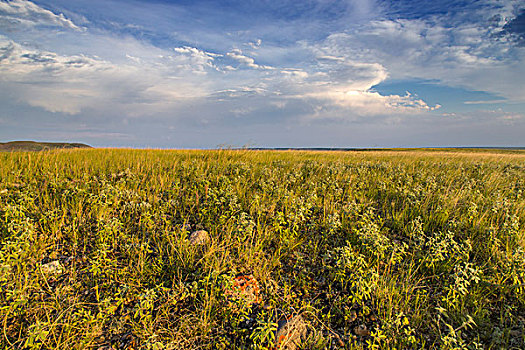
[275,315,307,350]
[41,260,63,275]
[354,324,370,337]
[189,230,209,245]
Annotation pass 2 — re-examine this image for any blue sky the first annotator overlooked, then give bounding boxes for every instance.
[0,0,524,148]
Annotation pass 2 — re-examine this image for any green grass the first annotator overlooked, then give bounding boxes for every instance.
[1,149,524,349]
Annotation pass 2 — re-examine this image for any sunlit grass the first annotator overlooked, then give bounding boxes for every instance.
[1,149,524,349]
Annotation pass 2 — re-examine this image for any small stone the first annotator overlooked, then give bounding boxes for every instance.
[275,315,307,350]
[40,260,63,275]
[189,230,209,245]
[509,329,521,337]
[354,324,370,337]
[0,189,7,194]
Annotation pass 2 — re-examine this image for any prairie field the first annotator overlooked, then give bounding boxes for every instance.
[1,149,524,349]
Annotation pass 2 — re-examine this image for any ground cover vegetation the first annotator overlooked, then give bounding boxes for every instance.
[0,149,524,349]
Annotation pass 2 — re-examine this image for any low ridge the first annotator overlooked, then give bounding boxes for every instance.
[0,141,92,151]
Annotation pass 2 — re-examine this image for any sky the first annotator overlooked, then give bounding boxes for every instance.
[0,0,524,148]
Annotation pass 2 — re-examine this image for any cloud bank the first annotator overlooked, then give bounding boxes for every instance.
[0,0,523,147]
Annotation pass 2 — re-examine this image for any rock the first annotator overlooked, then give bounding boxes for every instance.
[509,329,521,337]
[189,230,209,245]
[226,274,261,307]
[275,315,307,350]
[0,189,7,194]
[354,324,370,337]
[41,260,63,275]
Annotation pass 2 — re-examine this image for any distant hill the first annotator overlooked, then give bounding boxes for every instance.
[0,141,92,152]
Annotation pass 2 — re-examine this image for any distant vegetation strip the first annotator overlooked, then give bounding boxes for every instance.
[0,141,92,152]
[248,147,525,153]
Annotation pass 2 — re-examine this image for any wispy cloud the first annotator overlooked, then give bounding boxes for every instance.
[0,0,82,31]
[226,49,274,70]
[0,37,211,115]
[464,100,508,105]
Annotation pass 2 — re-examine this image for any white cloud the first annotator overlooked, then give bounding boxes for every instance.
[464,99,508,105]
[247,39,262,49]
[125,54,141,64]
[0,0,444,121]
[0,38,210,115]
[226,49,274,70]
[0,0,82,31]
[272,58,437,117]
[205,52,437,118]
[281,69,309,80]
[315,8,525,102]
[499,113,524,123]
[441,108,525,126]
[172,46,222,73]
[311,60,388,91]
[0,32,438,119]
[304,90,440,117]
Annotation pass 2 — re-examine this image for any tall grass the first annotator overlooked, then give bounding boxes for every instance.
[1,149,524,349]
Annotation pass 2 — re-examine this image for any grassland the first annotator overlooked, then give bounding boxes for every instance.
[1,149,524,349]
